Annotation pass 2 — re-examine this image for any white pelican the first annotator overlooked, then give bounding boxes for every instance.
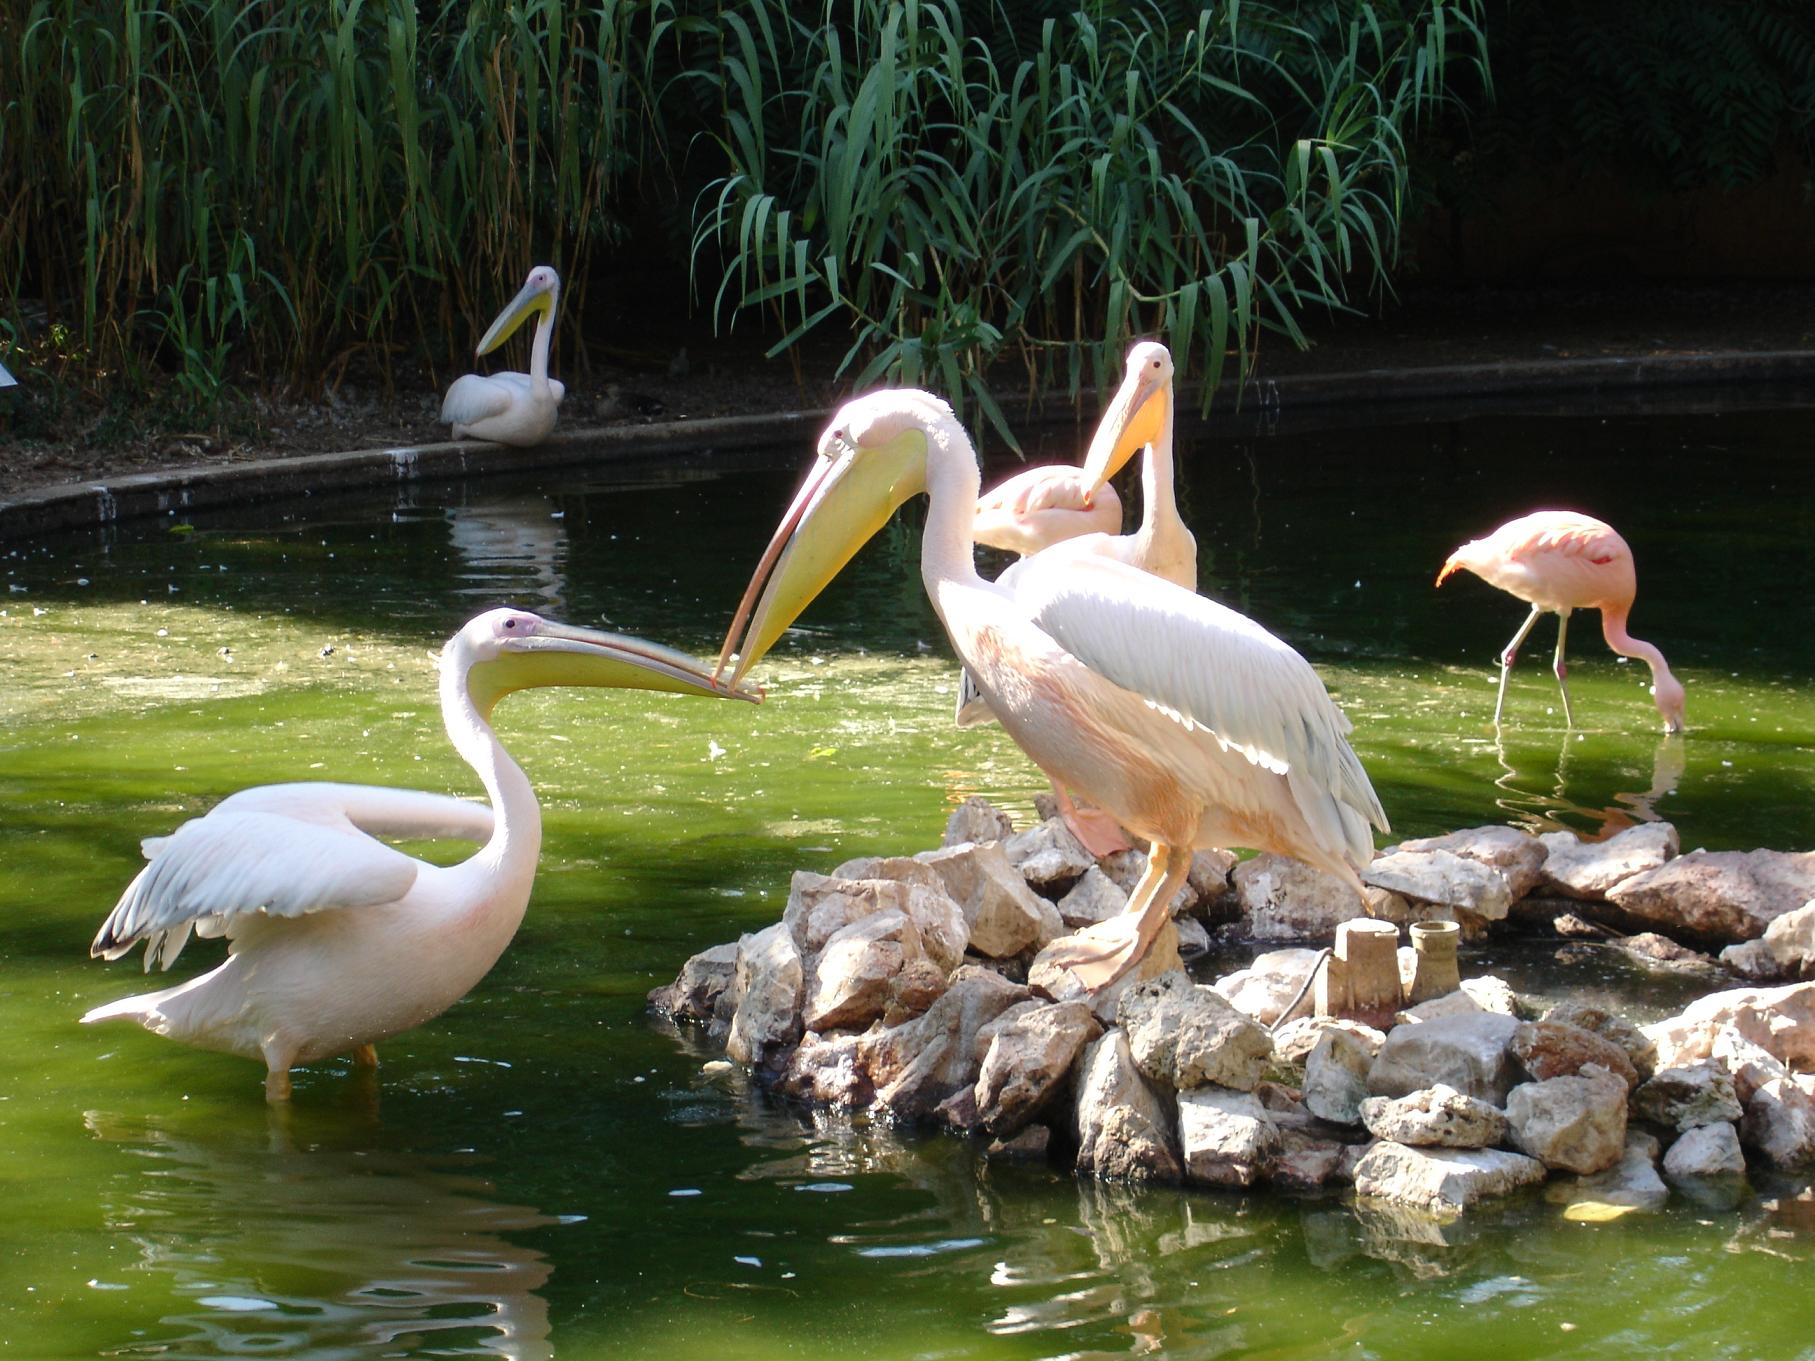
[718,390,1387,993]
[441,267,565,447]
[83,608,752,1100]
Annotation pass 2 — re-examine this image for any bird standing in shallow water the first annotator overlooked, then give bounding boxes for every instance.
[83,608,753,1100]
[442,267,566,447]
[1437,509,1685,732]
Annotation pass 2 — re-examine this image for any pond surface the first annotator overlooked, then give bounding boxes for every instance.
[2,391,1812,1360]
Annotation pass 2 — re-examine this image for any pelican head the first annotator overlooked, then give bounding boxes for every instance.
[476,267,561,357]
[1081,341,1173,494]
[718,392,952,687]
[454,607,755,713]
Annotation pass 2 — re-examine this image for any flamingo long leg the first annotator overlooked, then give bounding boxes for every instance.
[1552,608,1576,728]
[1494,604,1546,727]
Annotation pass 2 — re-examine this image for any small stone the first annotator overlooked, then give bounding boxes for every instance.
[1538,822,1679,900]
[944,796,1014,847]
[974,1000,1101,1136]
[1606,848,1815,944]
[916,841,1064,957]
[1554,912,1618,940]
[987,1124,1052,1160]
[1505,1065,1629,1174]
[1073,1029,1182,1182]
[1003,816,1096,889]
[1740,1076,1815,1169]
[1391,825,1548,899]
[1212,948,1325,1025]
[1118,971,1274,1093]
[1363,848,1513,922]
[1177,1088,1279,1188]
[1662,1122,1747,1179]
[1721,898,1815,982]
[725,923,804,1070]
[1542,1002,1657,1080]
[1511,1020,1640,1091]
[1056,866,1127,928]
[1630,1061,1744,1130]
[1351,1141,1546,1216]
[1359,1084,1509,1149]
[1368,1012,1521,1104]
[1233,853,1366,940]
[1302,1027,1381,1125]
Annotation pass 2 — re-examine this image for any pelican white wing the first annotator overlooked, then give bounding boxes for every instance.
[440,373,521,429]
[1013,549,1388,863]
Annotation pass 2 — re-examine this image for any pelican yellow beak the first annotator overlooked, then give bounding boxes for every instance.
[476,276,556,357]
[477,621,758,710]
[1080,364,1168,493]
[716,425,929,687]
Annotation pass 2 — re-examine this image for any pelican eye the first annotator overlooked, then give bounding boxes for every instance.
[504,618,518,630]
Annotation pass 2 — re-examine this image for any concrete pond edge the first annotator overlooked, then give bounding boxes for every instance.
[5,347,1814,541]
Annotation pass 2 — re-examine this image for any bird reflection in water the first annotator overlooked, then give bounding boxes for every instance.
[1491,732,1686,839]
[446,495,571,611]
[85,1107,558,1361]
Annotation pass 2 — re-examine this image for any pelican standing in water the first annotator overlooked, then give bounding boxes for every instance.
[83,608,753,1100]
[719,391,1386,993]
[441,266,565,447]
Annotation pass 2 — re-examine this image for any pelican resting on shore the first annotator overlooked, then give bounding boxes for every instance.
[441,266,565,447]
[718,390,1387,994]
[83,608,753,1100]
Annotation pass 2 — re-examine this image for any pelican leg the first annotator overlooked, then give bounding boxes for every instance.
[1552,609,1576,728]
[1035,843,1191,993]
[1051,782,1134,858]
[1494,604,1545,727]
[352,1043,379,1069]
[264,1068,293,1103]
[262,1036,298,1104]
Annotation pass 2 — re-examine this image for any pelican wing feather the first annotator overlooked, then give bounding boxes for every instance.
[440,373,519,428]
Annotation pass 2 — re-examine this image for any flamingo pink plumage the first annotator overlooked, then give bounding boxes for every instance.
[1436,509,1685,732]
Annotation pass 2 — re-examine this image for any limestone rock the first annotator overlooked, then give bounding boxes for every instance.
[1556,1131,1669,1213]
[725,923,805,1069]
[1234,853,1365,940]
[1511,1020,1640,1091]
[987,1124,1052,1161]
[1118,971,1274,1092]
[1302,1027,1381,1125]
[804,910,919,1032]
[1213,948,1326,1026]
[812,862,969,972]
[1175,916,1211,957]
[829,853,948,893]
[1505,1066,1629,1174]
[1606,848,1815,944]
[1542,1002,1658,1081]
[1644,981,1815,1071]
[1740,1076,1815,1169]
[1612,932,1724,978]
[648,942,738,1028]
[1709,1026,1791,1103]
[944,795,1014,847]
[867,965,1030,1119]
[1188,849,1239,918]
[1459,975,1525,1017]
[1352,1141,1546,1216]
[1392,825,1548,899]
[1360,1085,1509,1149]
[916,842,1063,957]
[1363,848,1513,922]
[1663,1121,1747,1179]
[1273,1016,1385,1068]
[775,1029,872,1106]
[1538,822,1679,900]
[1721,898,1815,982]
[1267,1133,1348,1192]
[1177,1088,1280,1188]
[1631,1061,1743,1130]
[1056,866,1128,928]
[1073,1029,1182,1182]
[1368,1012,1521,1104]
[1004,816,1096,889]
[974,1000,1101,1136]
[784,873,917,958]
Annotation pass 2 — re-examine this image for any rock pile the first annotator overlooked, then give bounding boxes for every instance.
[651,798,1815,1219]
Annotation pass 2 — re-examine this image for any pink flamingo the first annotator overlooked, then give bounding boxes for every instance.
[1437,510,1685,733]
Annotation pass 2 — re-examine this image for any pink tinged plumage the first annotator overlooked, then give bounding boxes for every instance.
[1437,509,1685,732]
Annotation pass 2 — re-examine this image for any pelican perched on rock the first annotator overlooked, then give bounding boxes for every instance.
[719,390,1386,993]
[83,608,752,1100]
[441,266,565,447]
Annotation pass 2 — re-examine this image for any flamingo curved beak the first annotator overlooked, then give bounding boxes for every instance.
[476,277,557,357]
[1080,365,1167,493]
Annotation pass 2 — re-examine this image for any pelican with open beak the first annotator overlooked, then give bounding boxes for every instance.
[441,266,566,447]
[720,390,1385,996]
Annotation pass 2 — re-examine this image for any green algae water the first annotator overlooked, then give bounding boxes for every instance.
[1,392,1812,1360]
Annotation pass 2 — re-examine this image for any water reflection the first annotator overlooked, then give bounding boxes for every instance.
[1491,732,1685,837]
[86,1107,556,1360]
[445,496,570,610]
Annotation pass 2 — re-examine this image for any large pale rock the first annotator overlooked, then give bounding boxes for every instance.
[785,872,963,972]
[829,853,947,893]
[1511,1020,1639,1091]
[1074,1029,1182,1182]
[1555,1131,1669,1213]
[775,1029,872,1106]
[1631,1061,1743,1130]
[974,1000,1101,1136]
[1363,848,1513,922]
[1368,1012,1521,1103]
[1740,1076,1815,1169]
[1302,1027,1381,1125]
[1709,1027,1791,1102]
[1056,867,1128,928]
[866,965,1030,1119]
[1392,825,1547,899]
[1352,1141,1546,1216]
[1721,898,1815,982]
[1360,1085,1509,1149]
[805,910,919,1032]
[1538,822,1679,900]
[1392,974,1524,1027]
[1643,981,1815,1071]
[1272,1016,1385,1067]
[1004,816,1096,889]
[1606,849,1815,943]
[1663,1121,1747,1178]
[648,942,739,1028]
[1543,1002,1657,1080]
[916,842,1063,957]
[1177,1088,1280,1187]
[1213,948,1325,1025]
[1505,1066,1629,1174]
[1118,971,1273,1092]
[1234,853,1366,940]
[725,923,805,1069]
[944,796,1014,847]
